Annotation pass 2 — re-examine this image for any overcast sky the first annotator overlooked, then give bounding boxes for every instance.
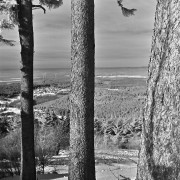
[0,0,156,69]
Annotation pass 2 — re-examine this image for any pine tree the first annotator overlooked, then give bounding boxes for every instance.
[16,1,36,179]
[69,0,136,180]
[0,1,62,179]
[137,1,180,179]
[69,0,95,179]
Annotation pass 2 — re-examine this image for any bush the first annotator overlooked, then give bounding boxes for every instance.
[34,115,70,174]
[53,120,70,153]
[125,136,141,150]
[0,117,10,137]
[0,129,21,178]
[43,109,70,152]
[35,126,58,174]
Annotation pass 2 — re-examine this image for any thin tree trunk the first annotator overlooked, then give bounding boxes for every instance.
[137,1,180,180]
[17,1,36,180]
[69,0,96,179]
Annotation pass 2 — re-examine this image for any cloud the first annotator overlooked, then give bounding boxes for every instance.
[0,0,156,69]
[95,0,156,67]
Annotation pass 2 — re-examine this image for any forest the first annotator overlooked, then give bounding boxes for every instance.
[0,0,180,180]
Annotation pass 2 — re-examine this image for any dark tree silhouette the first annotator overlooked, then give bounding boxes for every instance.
[0,1,62,179]
[16,1,36,179]
[18,2,62,179]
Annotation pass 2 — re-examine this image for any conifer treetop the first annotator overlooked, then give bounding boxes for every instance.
[0,0,63,46]
[117,0,137,17]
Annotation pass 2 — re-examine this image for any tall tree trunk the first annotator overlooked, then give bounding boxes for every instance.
[137,1,180,180]
[69,0,95,180]
[17,1,36,180]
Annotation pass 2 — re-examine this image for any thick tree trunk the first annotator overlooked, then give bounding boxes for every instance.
[137,1,180,180]
[69,0,95,180]
[17,1,36,180]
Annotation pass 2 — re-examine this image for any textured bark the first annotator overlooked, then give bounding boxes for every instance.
[17,1,36,180]
[69,0,95,180]
[137,1,180,180]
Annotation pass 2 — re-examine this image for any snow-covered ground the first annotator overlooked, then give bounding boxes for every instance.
[0,96,20,116]
[2,108,20,115]
[0,96,20,105]
[107,88,119,91]
[34,87,70,97]
[1,163,136,180]
[1,150,137,180]
[0,87,70,116]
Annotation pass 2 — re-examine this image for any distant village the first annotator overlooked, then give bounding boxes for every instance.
[0,86,70,126]
[33,86,70,97]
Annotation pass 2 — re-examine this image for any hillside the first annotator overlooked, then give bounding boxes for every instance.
[35,85,146,122]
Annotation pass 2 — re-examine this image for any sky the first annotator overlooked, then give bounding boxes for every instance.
[0,0,156,69]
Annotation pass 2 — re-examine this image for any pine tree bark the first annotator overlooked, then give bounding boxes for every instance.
[17,1,36,180]
[137,1,180,180]
[69,0,96,180]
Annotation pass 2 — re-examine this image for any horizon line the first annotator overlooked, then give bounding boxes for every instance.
[0,66,148,70]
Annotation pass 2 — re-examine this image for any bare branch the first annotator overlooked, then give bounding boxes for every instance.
[0,35,15,46]
[32,5,46,14]
[109,167,131,180]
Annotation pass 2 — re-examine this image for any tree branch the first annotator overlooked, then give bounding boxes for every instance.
[117,0,137,17]
[109,167,131,180]
[0,35,15,46]
[32,5,46,14]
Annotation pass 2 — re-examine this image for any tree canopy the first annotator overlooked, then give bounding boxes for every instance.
[117,0,137,17]
[0,0,63,46]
